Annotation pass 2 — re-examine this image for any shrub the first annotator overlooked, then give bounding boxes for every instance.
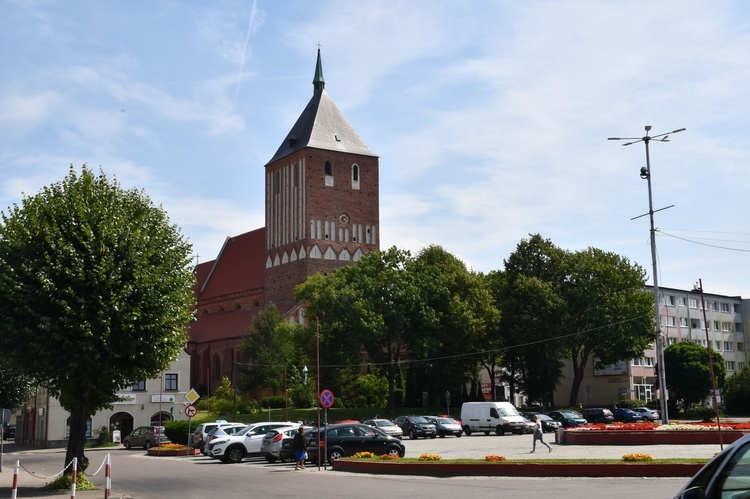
[352,452,375,459]
[485,455,507,462]
[95,426,110,445]
[622,453,653,462]
[379,453,399,460]
[261,395,287,409]
[418,453,442,461]
[164,420,191,445]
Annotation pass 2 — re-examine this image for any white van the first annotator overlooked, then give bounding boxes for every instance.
[460,401,526,436]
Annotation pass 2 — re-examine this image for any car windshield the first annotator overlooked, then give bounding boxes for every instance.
[560,411,582,418]
[436,418,455,424]
[375,420,394,427]
[410,417,429,423]
[536,414,552,421]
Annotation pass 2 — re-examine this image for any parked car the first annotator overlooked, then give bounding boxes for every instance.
[546,410,587,428]
[583,408,615,424]
[362,418,403,439]
[201,423,248,456]
[631,407,659,422]
[189,420,241,452]
[519,416,536,434]
[3,424,15,440]
[208,422,297,463]
[673,432,750,498]
[123,426,169,449]
[520,412,562,433]
[306,423,405,463]
[612,408,643,423]
[260,425,306,463]
[394,416,437,440]
[424,416,463,438]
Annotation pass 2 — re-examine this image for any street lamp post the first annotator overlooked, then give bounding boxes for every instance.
[608,125,686,425]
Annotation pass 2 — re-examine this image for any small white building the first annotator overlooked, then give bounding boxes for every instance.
[16,349,192,448]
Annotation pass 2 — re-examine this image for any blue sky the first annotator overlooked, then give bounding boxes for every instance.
[2,1,749,297]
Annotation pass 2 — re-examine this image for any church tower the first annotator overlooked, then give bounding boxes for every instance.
[264,50,380,312]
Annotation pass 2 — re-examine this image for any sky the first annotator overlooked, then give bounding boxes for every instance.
[2,0,749,298]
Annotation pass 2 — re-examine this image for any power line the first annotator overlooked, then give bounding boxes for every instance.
[659,230,750,253]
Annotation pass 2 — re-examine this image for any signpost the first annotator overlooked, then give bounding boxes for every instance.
[184,389,200,456]
[0,408,10,472]
[319,390,334,470]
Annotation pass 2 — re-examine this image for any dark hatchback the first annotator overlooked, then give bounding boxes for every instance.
[394,415,437,440]
[583,408,615,424]
[521,412,562,433]
[306,423,405,464]
[546,410,587,428]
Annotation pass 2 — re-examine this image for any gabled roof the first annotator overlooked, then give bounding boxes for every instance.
[266,49,377,165]
[196,228,266,301]
[189,308,259,343]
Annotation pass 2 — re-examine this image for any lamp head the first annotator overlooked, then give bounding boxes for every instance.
[640,166,649,179]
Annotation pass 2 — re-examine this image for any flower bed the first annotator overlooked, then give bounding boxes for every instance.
[147,445,201,456]
[561,422,750,445]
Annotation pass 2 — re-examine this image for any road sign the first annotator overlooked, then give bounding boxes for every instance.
[185,388,200,404]
[319,389,335,409]
[185,404,197,418]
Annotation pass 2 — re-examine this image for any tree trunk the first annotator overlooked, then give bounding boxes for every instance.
[65,405,90,474]
[568,353,587,407]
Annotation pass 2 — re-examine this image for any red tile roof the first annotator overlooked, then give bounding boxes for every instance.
[196,228,266,301]
[189,308,260,343]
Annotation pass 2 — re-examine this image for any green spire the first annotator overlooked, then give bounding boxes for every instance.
[313,48,325,95]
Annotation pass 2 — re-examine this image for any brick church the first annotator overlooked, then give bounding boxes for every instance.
[186,50,380,395]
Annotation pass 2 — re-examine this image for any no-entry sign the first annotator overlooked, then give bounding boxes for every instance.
[319,389,335,409]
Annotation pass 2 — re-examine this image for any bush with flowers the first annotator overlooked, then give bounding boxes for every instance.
[570,421,750,432]
[352,452,376,459]
[379,453,400,460]
[622,453,653,462]
[484,455,507,462]
[418,453,442,461]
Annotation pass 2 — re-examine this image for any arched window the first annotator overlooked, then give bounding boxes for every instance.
[325,161,333,176]
[351,164,359,181]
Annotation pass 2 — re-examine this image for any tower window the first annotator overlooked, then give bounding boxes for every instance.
[325,161,333,176]
[352,164,359,181]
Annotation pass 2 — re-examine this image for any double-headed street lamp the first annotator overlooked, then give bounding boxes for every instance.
[608,125,686,425]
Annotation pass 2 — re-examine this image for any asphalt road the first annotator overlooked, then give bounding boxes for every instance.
[0,432,718,499]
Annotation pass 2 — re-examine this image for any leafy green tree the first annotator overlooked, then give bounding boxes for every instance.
[296,247,431,408]
[496,235,568,405]
[0,360,35,411]
[238,304,304,396]
[560,247,655,406]
[723,366,750,413]
[663,342,726,406]
[408,246,499,406]
[0,165,195,472]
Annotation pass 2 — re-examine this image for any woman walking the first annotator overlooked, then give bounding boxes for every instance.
[293,425,307,470]
[530,415,552,453]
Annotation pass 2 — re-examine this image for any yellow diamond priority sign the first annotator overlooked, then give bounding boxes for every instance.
[185,388,200,404]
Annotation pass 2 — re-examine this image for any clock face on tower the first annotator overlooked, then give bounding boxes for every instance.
[339,213,350,225]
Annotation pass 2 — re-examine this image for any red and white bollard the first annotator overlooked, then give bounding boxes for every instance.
[70,457,77,499]
[104,453,111,499]
[11,460,19,499]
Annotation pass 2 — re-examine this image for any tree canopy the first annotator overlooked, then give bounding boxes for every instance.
[663,341,726,406]
[722,365,750,414]
[0,165,195,470]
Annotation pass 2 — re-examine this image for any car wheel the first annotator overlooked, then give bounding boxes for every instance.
[265,456,278,463]
[457,432,462,438]
[144,440,152,450]
[439,432,445,438]
[386,446,401,457]
[463,427,472,436]
[226,446,244,464]
[429,434,436,439]
[495,426,505,436]
[328,448,344,461]
[409,430,418,440]
[124,441,132,450]
[483,431,490,435]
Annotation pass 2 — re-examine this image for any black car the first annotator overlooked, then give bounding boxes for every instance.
[521,412,562,433]
[674,432,750,498]
[306,423,405,463]
[3,424,15,440]
[394,416,437,440]
[583,408,615,424]
[546,410,587,428]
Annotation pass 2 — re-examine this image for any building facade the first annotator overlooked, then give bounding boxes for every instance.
[553,285,749,408]
[16,350,191,448]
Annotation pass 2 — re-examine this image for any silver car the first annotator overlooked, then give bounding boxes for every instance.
[260,425,306,462]
[362,418,403,439]
[424,416,463,438]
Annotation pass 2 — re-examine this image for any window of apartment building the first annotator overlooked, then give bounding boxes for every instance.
[668,337,678,345]
[714,340,722,350]
[644,357,655,367]
[724,342,734,352]
[688,298,699,309]
[665,316,676,327]
[734,304,741,313]
[164,373,178,391]
[726,361,736,371]
[720,302,731,313]
[738,342,744,352]
[677,297,686,306]
[131,380,146,391]
[739,362,746,370]
[679,317,689,327]
[632,358,643,366]
[691,319,701,329]
[722,322,733,332]
[714,320,721,331]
